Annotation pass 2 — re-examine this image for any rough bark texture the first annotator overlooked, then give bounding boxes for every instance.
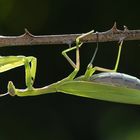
[0,23,140,47]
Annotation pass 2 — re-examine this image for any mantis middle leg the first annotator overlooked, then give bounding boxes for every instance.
[62,30,94,80]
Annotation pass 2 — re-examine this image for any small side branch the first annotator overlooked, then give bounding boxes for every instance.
[0,23,140,47]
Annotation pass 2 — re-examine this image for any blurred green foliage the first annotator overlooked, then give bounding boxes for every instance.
[0,0,140,140]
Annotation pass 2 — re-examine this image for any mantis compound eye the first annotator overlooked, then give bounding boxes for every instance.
[8,81,16,96]
[0,81,17,97]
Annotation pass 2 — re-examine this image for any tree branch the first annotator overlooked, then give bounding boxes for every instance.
[0,23,140,47]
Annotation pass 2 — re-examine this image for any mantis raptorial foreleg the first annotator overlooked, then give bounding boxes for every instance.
[0,56,37,96]
[23,56,37,88]
[84,40,123,79]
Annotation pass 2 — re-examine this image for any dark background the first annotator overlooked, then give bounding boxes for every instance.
[0,0,140,140]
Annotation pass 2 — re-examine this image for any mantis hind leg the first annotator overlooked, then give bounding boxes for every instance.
[62,30,94,80]
[84,40,123,79]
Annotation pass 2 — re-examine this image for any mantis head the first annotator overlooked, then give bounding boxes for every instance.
[8,81,16,96]
[0,81,16,97]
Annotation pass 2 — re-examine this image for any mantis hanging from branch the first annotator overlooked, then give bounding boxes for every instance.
[1,30,140,105]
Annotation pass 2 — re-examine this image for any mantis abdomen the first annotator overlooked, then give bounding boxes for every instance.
[90,72,140,90]
[57,73,140,105]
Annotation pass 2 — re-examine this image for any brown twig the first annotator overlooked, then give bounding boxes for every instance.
[0,23,140,47]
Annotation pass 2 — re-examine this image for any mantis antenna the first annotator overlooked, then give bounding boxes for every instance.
[0,92,9,97]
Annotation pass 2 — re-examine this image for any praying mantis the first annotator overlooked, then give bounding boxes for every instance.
[1,30,140,105]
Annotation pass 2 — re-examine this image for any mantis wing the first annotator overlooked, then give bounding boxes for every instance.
[57,80,140,105]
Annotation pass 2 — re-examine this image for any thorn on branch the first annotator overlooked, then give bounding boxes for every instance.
[24,28,34,37]
[123,25,129,32]
[0,25,139,47]
[111,22,119,33]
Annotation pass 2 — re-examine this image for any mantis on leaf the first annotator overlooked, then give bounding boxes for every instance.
[2,30,140,105]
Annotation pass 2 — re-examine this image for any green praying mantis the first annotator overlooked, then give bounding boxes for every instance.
[1,30,140,105]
